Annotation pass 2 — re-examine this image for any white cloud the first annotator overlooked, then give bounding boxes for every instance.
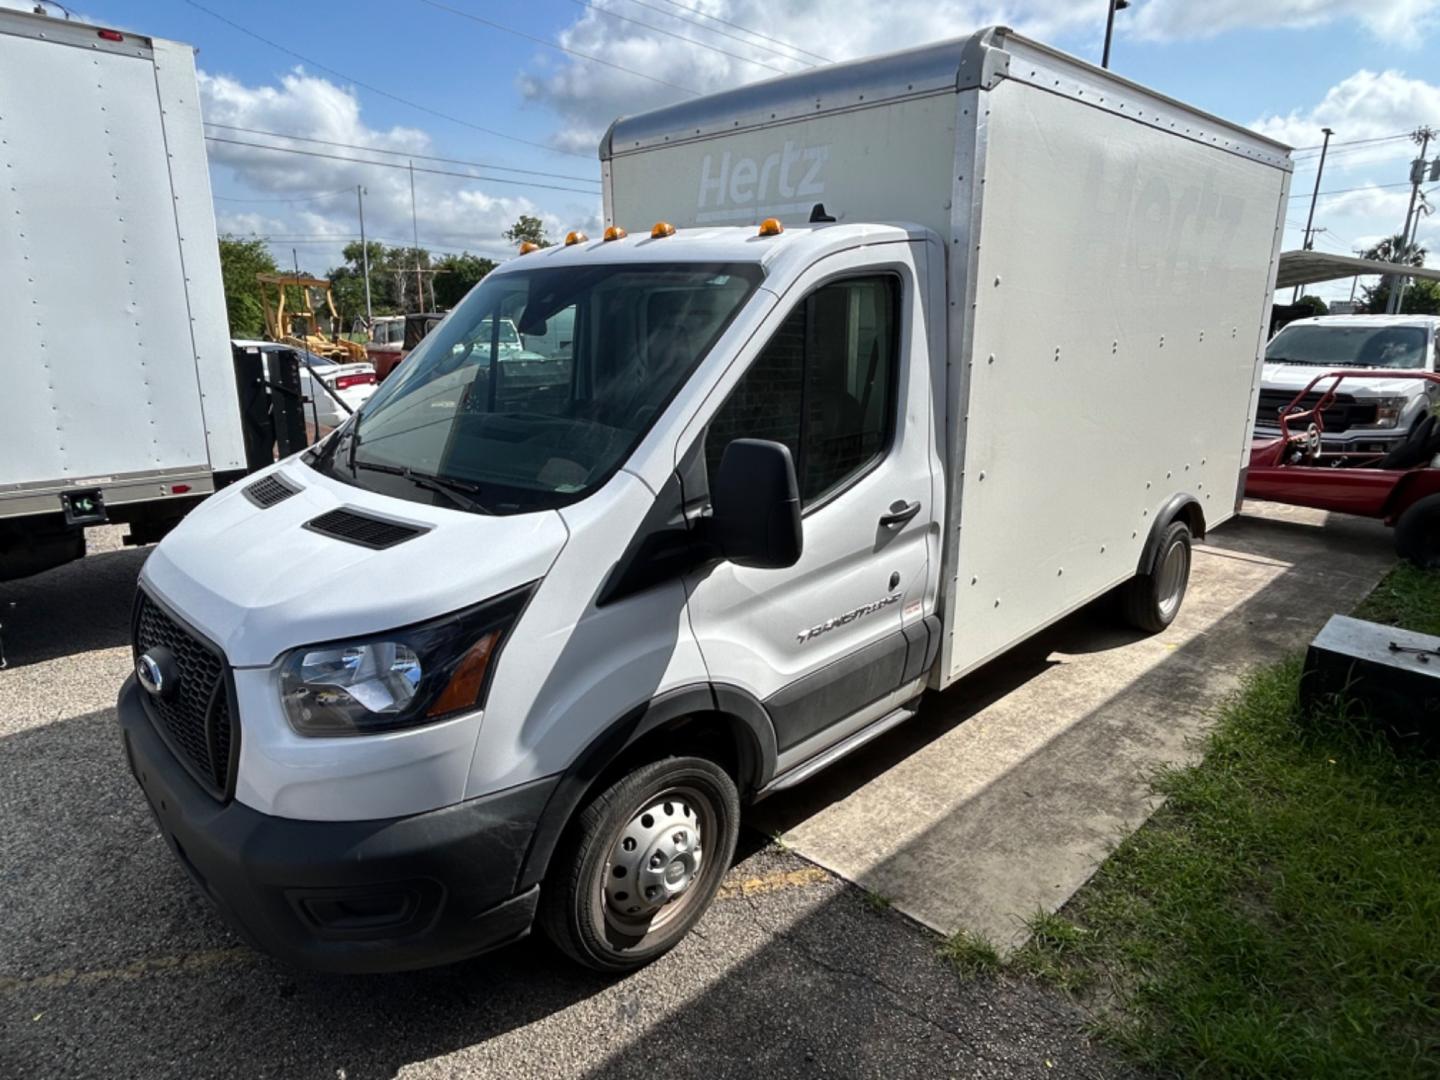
[199,68,568,271]
[1252,69,1440,147]
[1128,0,1440,43]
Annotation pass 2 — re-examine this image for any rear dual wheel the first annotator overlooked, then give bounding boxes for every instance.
[540,756,740,973]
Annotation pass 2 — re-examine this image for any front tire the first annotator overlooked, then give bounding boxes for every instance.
[539,755,740,973]
[1121,521,1192,632]
[1395,494,1440,569]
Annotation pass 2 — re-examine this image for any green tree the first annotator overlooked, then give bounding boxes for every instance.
[1361,277,1440,316]
[432,252,497,309]
[217,235,278,338]
[504,214,551,249]
[1362,234,1426,266]
[1293,294,1329,318]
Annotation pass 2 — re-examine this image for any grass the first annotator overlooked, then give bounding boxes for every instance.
[941,929,1002,979]
[1013,565,1440,1078]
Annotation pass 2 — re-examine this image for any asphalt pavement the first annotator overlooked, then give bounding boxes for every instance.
[0,528,1136,1079]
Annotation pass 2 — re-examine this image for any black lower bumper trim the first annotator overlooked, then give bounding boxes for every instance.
[118,676,555,973]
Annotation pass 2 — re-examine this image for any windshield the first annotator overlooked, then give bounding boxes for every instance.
[314,262,763,514]
[1266,324,1429,370]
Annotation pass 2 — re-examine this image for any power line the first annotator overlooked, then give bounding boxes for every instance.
[571,0,793,74]
[213,188,355,203]
[204,123,600,185]
[204,136,603,195]
[1287,180,1413,199]
[622,0,815,67]
[1292,131,1413,154]
[415,0,701,96]
[182,0,590,159]
[654,0,832,64]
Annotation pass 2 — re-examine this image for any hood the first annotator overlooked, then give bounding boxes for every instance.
[142,461,569,667]
[1260,364,1427,399]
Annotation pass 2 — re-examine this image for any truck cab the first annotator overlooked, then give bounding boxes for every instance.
[1256,315,1440,454]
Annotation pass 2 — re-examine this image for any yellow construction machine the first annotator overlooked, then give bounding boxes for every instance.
[256,273,367,362]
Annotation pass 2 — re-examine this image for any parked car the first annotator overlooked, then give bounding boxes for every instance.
[1255,316,1440,455]
[118,26,1290,975]
[234,339,377,438]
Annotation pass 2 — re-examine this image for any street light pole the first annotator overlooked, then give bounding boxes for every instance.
[356,184,373,328]
[1102,0,1129,69]
[1292,126,1333,302]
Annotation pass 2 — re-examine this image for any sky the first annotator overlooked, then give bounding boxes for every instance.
[11,0,1440,302]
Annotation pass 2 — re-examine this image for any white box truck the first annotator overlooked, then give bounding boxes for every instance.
[0,9,245,581]
[116,28,1291,973]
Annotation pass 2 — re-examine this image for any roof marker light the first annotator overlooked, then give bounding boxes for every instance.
[518,241,541,255]
[603,225,628,242]
[97,29,124,42]
[758,218,784,237]
[650,221,676,238]
[565,230,588,246]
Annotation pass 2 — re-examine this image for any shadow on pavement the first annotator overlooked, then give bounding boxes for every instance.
[0,544,146,668]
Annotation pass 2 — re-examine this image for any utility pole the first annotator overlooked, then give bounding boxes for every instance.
[1292,126,1333,302]
[1388,125,1436,314]
[409,161,423,313]
[1101,0,1129,69]
[356,184,373,328]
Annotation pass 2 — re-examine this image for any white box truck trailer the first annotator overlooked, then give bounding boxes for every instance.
[0,9,245,581]
[116,28,1291,973]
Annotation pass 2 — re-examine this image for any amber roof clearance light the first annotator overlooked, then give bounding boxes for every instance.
[650,221,676,238]
[603,225,628,242]
[518,241,541,255]
[565,230,588,246]
[758,218,784,237]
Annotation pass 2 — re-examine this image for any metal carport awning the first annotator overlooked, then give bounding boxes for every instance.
[1276,250,1440,291]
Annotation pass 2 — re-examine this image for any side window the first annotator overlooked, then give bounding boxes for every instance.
[704,274,899,508]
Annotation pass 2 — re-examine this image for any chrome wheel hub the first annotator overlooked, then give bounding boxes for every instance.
[1157,538,1188,617]
[604,794,704,921]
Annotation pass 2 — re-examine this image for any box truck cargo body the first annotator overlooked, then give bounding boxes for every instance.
[0,10,244,580]
[116,28,1291,974]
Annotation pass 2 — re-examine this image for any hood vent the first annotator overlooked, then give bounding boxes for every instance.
[243,473,301,508]
[304,508,429,550]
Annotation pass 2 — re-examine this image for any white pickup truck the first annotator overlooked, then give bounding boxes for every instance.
[1257,315,1440,454]
[117,27,1290,974]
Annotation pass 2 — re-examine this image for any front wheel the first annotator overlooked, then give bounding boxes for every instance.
[1120,521,1192,632]
[539,756,740,972]
[1395,494,1440,569]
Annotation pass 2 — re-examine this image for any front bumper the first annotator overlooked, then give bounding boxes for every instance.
[117,676,557,973]
[1253,424,1406,453]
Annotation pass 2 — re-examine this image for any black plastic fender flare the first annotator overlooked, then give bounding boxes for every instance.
[514,683,777,893]
[1136,493,1205,577]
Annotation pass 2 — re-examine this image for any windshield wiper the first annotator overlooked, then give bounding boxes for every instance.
[346,410,362,471]
[353,460,491,514]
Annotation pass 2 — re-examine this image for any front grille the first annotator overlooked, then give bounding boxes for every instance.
[132,591,237,800]
[1256,390,1378,433]
[243,473,301,508]
[304,508,427,549]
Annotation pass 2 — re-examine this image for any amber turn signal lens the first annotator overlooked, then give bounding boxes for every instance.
[603,225,628,241]
[650,221,676,238]
[565,230,588,245]
[426,630,500,718]
[758,218,784,236]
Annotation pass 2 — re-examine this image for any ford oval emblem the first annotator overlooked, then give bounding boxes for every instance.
[137,647,178,698]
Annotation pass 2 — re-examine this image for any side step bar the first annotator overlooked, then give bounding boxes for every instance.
[756,699,921,799]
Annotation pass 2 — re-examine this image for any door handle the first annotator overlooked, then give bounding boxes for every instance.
[879,500,922,530]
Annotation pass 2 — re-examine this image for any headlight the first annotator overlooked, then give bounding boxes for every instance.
[279,584,532,736]
[1367,396,1411,429]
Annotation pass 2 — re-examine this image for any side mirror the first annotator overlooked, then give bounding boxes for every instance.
[711,439,803,569]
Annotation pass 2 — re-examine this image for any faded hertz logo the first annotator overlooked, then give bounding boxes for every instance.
[695,141,830,223]
[796,593,900,643]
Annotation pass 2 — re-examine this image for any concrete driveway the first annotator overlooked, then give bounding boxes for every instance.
[0,503,1392,1077]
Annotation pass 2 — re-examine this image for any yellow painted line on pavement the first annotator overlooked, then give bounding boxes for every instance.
[717,865,830,899]
[0,948,252,995]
